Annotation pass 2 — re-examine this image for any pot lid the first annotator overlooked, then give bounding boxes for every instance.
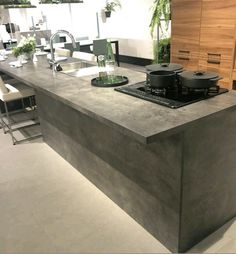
[179,70,219,80]
[145,63,183,72]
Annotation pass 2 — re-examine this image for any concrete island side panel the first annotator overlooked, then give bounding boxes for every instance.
[179,107,236,252]
[37,91,236,252]
[36,89,183,252]
[36,88,236,252]
[0,55,236,252]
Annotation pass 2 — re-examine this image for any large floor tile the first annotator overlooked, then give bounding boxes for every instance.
[188,218,236,253]
[217,239,236,253]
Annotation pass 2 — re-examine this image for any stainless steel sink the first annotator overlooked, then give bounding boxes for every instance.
[59,61,99,77]
[59,61,88,73]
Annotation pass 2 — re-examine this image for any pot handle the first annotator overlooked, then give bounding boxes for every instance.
[175,69,183,74]
[146,75,150,85]
[210,76,222,81]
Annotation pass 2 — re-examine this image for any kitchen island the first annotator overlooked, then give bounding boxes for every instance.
[0,55,236,252]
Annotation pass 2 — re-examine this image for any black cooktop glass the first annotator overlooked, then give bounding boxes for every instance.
[115,81,228,109]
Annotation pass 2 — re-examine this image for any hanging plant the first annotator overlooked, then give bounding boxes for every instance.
[149,0,171,38]
[104,0,121,18]
[3,0,36,8]
[39,0,62,3]
[149,0,171,63]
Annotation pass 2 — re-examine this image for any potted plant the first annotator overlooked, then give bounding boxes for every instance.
[39,0,62,4]
[3,0,36,8]
[104,0,121,18]
[157,37,170,63]
[149,0,171,63]
[12,36,36,60]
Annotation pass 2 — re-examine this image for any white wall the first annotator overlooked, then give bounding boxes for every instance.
[8,0,166,60]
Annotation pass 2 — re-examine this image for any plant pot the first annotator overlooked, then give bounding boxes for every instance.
[105,11,111,18]
[23,52,33,60]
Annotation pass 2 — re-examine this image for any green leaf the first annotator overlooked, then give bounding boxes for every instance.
[149,0,171,38]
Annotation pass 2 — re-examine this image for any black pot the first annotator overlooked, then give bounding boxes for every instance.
[147,70,176,89]
[105,11,111,17]
[178,71,222,89]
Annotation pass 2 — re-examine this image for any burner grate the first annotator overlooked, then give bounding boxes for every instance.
[115,82,228,108]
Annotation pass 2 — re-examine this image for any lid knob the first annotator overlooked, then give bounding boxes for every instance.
[160,63,169,67]
[194,71,205,76]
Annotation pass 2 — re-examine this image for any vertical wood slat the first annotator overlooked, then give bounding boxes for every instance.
[171,0,202,72]
[171,0,236,89]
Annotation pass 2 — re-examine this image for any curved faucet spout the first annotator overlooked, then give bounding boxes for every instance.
[49,30,76,69]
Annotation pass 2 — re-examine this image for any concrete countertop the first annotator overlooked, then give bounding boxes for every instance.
[1,55,236,144]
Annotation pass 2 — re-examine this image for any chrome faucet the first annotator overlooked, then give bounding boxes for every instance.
[49,30,76,71]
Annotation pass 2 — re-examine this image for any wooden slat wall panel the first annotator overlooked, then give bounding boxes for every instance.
[199,19,235,61]
[199,17,235,88]
[172,0,202,21]
[198,59,232,89]
[171,55,199,71]
[171,0,236,89]
[201,0,236,20]
[171,41,199,54]
[171,0,202,70]
[171,25,201,46]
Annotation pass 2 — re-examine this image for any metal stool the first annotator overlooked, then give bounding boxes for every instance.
[0,79,41,145]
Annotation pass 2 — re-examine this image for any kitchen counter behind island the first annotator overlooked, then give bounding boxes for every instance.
[0,55,236,252]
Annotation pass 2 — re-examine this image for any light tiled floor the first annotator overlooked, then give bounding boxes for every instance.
[0,129,170,254]
[0,93,236,254]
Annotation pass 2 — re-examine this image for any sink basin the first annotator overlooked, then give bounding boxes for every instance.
[59,61,88,72]
[59,61,99,77]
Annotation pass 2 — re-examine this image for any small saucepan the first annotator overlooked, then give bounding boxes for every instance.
[178,71,222,89]
[146,70,176,89]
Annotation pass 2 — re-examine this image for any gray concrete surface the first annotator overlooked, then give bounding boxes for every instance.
[0,125,236,253]
[37,88,236,252]
[0,130,170,254]
[1,56,236,252]
[1,56,236,144]
[37,89,183,251]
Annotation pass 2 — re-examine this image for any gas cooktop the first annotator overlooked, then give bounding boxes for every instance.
[115,81,228,109]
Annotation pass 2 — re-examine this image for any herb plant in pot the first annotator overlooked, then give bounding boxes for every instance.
[12,36,36,61]
[104,0,121,18]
